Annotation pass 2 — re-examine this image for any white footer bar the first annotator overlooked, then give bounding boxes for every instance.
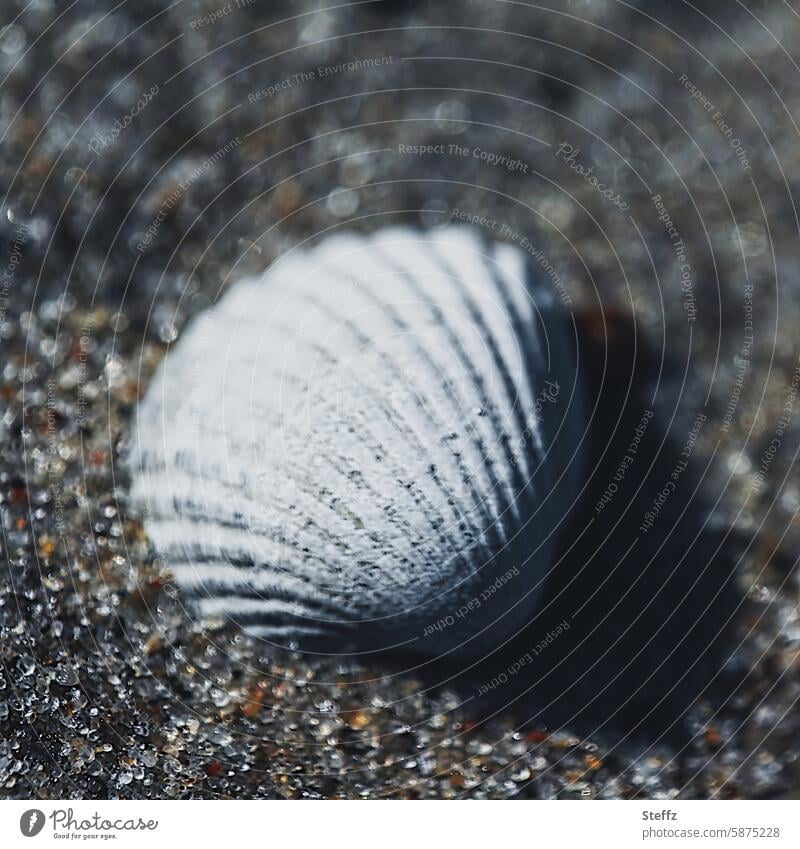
[3,799,798,848]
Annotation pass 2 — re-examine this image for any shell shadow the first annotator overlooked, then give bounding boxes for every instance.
[380,307,743,745]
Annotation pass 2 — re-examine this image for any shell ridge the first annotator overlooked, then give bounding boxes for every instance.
[480,241,547,462]
[146,513,356,585]
[303,253,508,557]
[269,311,491,568]
[493,257,588,547]
[421,236,535,489]
[369,237,523,534]
[175,567,351,622]
[135,463,369,583]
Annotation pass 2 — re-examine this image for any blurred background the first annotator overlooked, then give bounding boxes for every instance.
[1,0,799,799]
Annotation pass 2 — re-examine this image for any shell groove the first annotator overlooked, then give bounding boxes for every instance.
[130,226,585,655]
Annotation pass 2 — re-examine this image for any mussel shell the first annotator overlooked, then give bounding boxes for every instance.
[130,226,586,655]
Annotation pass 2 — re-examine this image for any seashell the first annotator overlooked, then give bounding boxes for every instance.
[130,226,586,655]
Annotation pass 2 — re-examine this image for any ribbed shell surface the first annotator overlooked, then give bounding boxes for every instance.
[130,226,585,655]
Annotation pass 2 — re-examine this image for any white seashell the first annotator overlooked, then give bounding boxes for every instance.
[130,226,585,655]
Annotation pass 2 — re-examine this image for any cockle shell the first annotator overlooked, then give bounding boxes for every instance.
[130,226,585,655]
